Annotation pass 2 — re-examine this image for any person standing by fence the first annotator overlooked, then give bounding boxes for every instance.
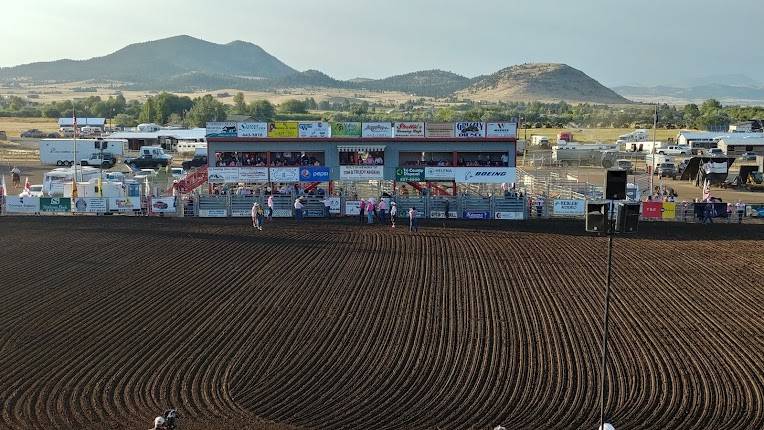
[378,198,387,224]
[294,198,304,221]
[252,202,264,231]
[367,200,375,224]
[359,199,366,224]
[390,201,397,228]
[408,207,418,233]
[736,200,745,223]
[267,194,274,222]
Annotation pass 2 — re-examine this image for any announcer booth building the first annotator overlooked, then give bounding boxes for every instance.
[204,121,518,194]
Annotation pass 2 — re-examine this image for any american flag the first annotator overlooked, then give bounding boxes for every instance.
[72,109,77,138]
[702,179,711,201]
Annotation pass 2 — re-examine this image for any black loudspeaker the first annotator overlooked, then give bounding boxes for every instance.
[605,169,627,200]
[586,202,608,233]
[617,202,640,233]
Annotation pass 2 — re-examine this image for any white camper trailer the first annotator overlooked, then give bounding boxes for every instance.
[39,139,126,166]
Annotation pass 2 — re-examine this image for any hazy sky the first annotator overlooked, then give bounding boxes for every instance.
[1,0,762,86]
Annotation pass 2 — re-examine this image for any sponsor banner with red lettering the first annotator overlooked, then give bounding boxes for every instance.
[393,122,425,138]
[642,201,663,219]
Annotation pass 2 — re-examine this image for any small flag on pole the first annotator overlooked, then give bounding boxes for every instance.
[702,179,711,201]
[24,177,31,193]
[71,178,78,200]
[0,175,6,197]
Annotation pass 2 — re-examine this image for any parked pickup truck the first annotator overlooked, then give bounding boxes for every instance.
[657,145,689,156]
[181,154,207,171]
[81,152,116,169]
[124,146,172,169]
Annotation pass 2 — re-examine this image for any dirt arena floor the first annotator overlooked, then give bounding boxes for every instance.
[1,217,763,430]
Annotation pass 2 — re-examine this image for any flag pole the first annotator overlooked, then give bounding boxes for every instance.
[649,104,658,197]
[72,102,79,182]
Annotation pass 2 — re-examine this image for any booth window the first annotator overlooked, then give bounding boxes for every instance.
[399,152,452,167]
[339,151,384,165]
[457,152,509,167]
[215,152,267,167]
[270,152,324,167]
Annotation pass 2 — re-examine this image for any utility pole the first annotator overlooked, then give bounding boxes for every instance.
[649,104,658,196]
[599,203,615,430]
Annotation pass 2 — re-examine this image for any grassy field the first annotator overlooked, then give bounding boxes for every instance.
[518,127,681,143]
[0,117,59,139]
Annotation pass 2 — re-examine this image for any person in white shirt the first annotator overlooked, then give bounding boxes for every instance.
[267,194,274,221]
[322,197,331,218]
[408,207,418,232]
[294,198,304,220]
[390,201,397,228]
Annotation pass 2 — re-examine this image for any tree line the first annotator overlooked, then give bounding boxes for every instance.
[1,91,762,131]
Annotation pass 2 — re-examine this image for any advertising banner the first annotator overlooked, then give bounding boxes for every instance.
[272,209,292,218]
[662,202,677,220]
[331,122,362,137]
[454,167,516,184]
[73,197,107,213]
[553,199,586,216]
[642,201,663,219]
[39,197,71,213]
[298,121,331,138]
[206,122,238,137]
[109,197,141,212]
[426,122,455,138]
[270,167,300,182]
[430,210,458,219]
[361,122,393,138]
[268,121,299,138]
[345,200,361,215]
[693,202,728,219]
[393,122,425,138]
[454,122,486,138]
[4,197,39,213]
[239,167,269,183]
[749,204,764,217]
[199,209,228,218]
[150,197,177,214]
[208,167,239,184]
[395,167,425,182]
[237,122,268,137]
[463,210,491,220]
[424,166,456,180]
[340,165,384,180]
[486,122,518,138]
[327,197,342,214]
[299,166,331,182]
[495,211,524,220]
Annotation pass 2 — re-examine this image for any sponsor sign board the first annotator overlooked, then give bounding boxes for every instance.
[345,200,361,216]
[239,167,269,183]
[237,122,268,137]
[39,197,71,212]
[199,209,227,218]
[231,208,252,217]
[454,122,485,138]
[430,210,458,219]
[327,197,341,214]
[424,167,455,180]
[642,201,663,219]
[662,202,676,220]
[463,210,491,220]
[206,122,238,137]
[454,167,516,184]
[272,209,292,218]
[395,167,425,182]
[298,121,331,138]
[553,199,586,216]
[393,122,425,138]
[5,196,39,213]
[299,167,331,182]
[340,165,384,180]
[331,122,362,137]
[486,122,518,138]
[305,209,325,218]
[426,122,455,138]
[268,121,299,138]
[270,167,300,182]
[208,167,239,184]
[361,122,393,138]
[150,197,176,214]
[73,197,107,213]
[495,211,524,220]
[110,197,141,212]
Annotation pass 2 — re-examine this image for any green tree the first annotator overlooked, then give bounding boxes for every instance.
[138,98,154,124]
[233,92,247,114]
[700,99,723,116]
[434,107,456,122]
[113,113,137,127]
[278,99,308,114]
[248,100,275,120]
[683,104,701,126]
[186,94,227,127]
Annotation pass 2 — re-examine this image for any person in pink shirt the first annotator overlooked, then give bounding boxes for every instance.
[377,198,388,224]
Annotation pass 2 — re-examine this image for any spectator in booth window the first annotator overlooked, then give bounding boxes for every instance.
[359,199,366,224]
[375,156,383,165]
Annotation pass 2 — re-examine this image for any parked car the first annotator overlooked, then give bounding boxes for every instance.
[181,155,207,171]
[81,152,116,169]
[171,167,185,179]
[741,152,758,161]
[704,148,724,156]
[657,145,689,156]
[21,184,45,197]
[615,159,634,174]
[20,129,46,138]
[124,146,172,169]
[656,162,677,179]
[46,132,61,138]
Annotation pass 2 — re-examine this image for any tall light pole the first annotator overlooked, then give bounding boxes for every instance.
[599,207,615,430]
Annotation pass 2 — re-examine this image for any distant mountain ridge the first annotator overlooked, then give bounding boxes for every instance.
[613,83,764,104]
[1,35,629,104]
